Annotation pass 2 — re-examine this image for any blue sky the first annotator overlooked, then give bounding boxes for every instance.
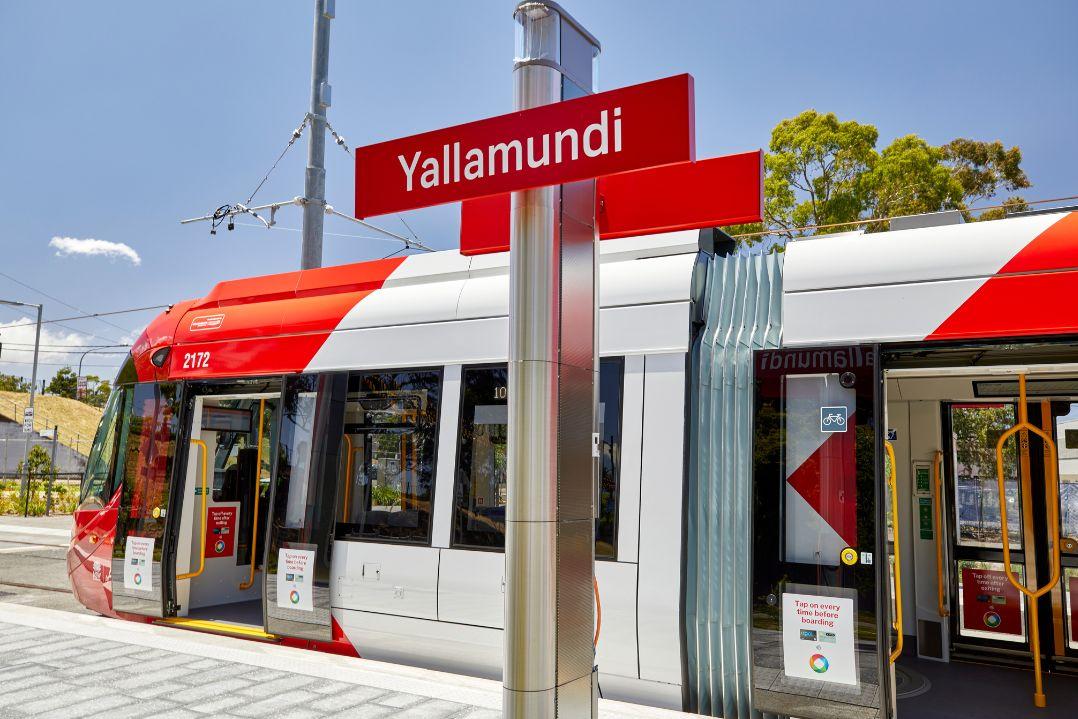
[0,0,1075,382]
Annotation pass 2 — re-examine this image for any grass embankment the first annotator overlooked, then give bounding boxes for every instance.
[0,391,104,457]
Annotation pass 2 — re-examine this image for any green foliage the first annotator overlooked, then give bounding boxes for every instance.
[943,138,1030,205]
[371,483,401,508]
[47,366,78,399]
[726,110,1031,245]
[951,405,1018,480]
[766,110,878,235]
[16,445,54,479]
[83,375,112,408]
[864,135,964,227]
[0,373,31,392]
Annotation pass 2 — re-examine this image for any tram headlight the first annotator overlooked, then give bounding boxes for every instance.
[150,346,171,368]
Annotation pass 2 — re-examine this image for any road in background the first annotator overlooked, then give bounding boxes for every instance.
[0,515,89,615]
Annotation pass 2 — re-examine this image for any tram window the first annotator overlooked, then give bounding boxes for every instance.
[596,358,624,557]
[114,382,180,548]
[79,388,125,510]
[336,369,442,544]
[950,404,1023,549]
[1057,404,1078,544]
[206,403,255,503]
[450,359,624,558]
[451,366,509,550]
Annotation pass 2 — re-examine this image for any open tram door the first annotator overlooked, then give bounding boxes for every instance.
[162,380,280,638]
[110,382,184,620]
[880,344,1078,718]
[749,345,898,719]
[257,373,346,644]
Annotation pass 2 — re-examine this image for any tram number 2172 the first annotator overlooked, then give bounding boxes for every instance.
[181,351,211,369]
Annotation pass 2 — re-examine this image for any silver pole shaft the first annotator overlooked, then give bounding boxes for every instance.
[300,0,333,270]
[20,304,42,508]
[505,5,600,716]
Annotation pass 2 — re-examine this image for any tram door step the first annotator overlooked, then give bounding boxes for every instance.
[154,617,281,643]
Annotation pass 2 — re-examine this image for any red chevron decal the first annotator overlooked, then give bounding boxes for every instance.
[785,420,859,548]
[928,213,1078,340]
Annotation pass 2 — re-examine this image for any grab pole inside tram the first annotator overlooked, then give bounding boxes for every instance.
[994,373,1063,708]
[504,3,602,716]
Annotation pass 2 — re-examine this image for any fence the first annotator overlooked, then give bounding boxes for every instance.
[0,471,81,516]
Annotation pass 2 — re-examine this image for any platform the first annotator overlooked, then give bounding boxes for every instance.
[0,602,697,718]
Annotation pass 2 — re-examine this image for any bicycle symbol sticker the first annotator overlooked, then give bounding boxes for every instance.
[820,406,849,433]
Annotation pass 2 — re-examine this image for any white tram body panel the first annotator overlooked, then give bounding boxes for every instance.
[316,230,700,707]
[72,208,1078,714]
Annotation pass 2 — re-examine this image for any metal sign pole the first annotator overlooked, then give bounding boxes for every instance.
[505,3,601,716]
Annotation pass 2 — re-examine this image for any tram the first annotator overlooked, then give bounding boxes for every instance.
[69,208,1078,717]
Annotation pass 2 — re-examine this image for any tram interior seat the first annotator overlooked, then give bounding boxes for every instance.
[362,510,389,527]
[219,465,240,501]
[388,511,419,528]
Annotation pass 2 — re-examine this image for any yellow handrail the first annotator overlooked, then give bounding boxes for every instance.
[240,400,266,591]
[995,374,1062,709]
[932,450,949,618]
[341,434,354,520]
[177,439,208,581]
[885,440,904,663]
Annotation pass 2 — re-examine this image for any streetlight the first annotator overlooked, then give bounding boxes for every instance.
[77,345,130,398]
[0,299,42,513]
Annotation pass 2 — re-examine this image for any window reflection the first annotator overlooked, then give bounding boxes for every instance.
[950,404,1022,549]
[79,388,124,510]
[450,359,623,558]
[452,366,509,549]
[1057,403,1078,546]
[336,369,442,544]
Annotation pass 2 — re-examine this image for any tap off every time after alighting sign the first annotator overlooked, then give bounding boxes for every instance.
[354,74,695,218]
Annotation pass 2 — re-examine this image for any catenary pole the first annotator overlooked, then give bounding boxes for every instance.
[22,303,42,515]
[300,0,335,270]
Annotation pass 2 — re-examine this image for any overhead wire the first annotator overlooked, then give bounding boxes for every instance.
[245,114,310,206]
[0,360,125,369]
[232,222,400,244]
[0,269,134,335]
[35,305,168,327]
[0,348,129,356]
[0,303,121,344]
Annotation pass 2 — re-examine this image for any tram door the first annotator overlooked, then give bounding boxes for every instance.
[260,373,347,642]
[943,398,1078,666]
[111,382,182,618]
[171,390,277,630]
[750,346,897,719]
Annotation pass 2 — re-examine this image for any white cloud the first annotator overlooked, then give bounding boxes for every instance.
[49,236,141,266]
[0,319,131,384]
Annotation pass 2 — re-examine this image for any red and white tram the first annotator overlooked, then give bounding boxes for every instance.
[69,209,1078,717]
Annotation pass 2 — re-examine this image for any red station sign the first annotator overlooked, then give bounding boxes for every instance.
[355,74,696,219]
[459,150,764,255]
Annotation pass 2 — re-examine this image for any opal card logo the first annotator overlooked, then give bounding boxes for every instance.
[214,539,226,554]
[983,611,1002,629]
[133,572,142,586]
[809,653,830,674]
[289,590,301,605]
